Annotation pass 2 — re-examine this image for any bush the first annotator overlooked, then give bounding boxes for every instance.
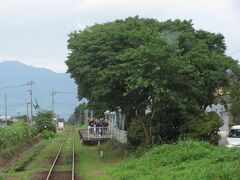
[42,130,55,139]
[181,112,223,144]
[34,111,56,133]
[127,119,145,146]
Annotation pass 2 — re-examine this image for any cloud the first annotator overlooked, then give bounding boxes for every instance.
[0,0,239,72]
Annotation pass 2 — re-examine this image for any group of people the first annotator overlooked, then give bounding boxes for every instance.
[88,118,109,136]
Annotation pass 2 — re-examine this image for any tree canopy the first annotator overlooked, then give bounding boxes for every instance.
[66,16,240,145]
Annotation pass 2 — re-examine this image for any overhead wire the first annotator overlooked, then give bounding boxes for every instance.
[0,82,78,118]
[230,49,240,56]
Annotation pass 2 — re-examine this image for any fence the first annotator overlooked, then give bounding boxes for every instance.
[107,121,128,144]
[87,126,112,140]
[112,128,128,144]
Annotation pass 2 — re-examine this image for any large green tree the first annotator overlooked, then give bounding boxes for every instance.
[66,17,239,145]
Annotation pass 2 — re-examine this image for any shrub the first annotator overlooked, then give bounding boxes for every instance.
[0,121,36,152]
[127,119,145,146]
[42,130,55,139]
[181,112,223,144]
[34,111,56,133]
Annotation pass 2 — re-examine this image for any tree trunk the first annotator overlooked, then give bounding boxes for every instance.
[116,111,120,129]
[141,120,149,145]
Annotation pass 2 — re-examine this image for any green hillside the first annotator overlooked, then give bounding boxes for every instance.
[110,141,240,179]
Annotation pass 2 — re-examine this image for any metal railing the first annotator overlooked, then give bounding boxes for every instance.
[87,126,111,140]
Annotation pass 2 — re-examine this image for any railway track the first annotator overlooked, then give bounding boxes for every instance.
[46,128,75,180]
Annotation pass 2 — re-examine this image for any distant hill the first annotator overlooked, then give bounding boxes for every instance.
[0,61,79,119]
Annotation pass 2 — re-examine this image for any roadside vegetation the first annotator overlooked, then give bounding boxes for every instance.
[110,140,240,179]
[0,121,36,152]
[0,111,57,176]
[0,111,56,152]
[1,129,66,180]
[34,111,56,139]
[1,128,126,180]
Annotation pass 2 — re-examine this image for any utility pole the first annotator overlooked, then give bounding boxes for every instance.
[27,102,30,124]
[90,111,93,118]
[0,81,34,125]
[79,110,82,126]
[28,81,34,125]
[4,94,7,126]
[51,91,56,117]
[50,90,77,120]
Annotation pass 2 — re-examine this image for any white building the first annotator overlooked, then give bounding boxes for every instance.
[0,115,17,126]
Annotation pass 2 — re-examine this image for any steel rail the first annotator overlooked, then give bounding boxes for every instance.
[72,128,75,180]
[45,130,70,180]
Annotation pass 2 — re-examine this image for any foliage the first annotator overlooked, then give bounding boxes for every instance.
[14,115,28,121]
[73,103,88,125]
[34,111,56,133]
[0,121,36,151]
[42,130,55,139]
[86,102,107,118]
[67,113,77,125]
[72,102,106,125]
[181,112,223,144]
[66,16,240,145]
[110,140,240,179]
[127,119,145,146]
[1,130,67,179]
[229,82,240,125]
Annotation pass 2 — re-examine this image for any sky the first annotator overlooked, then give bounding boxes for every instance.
[0,0,239,73]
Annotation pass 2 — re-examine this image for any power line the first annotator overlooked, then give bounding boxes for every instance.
[0,103,27,108]
[0,81,34,90]
[53,91,76,94]
[230,49,240,56]
[0,81,35,125]
[0,91,27,96]
[55,102,78,106]
[51,90,78,117]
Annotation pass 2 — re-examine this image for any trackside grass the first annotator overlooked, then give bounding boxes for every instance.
[74,131,126,180]
[0,129,66,180]
[110,141,240,180]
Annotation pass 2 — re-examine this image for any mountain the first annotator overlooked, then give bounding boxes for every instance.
[0,61,79,119]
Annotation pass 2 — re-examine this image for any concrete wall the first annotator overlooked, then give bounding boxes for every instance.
[206,104,231,145]
[206,104,230,132]
[112,128,128,144]
[106,111,128,144]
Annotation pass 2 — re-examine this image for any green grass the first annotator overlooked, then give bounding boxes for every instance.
[110,140,240,180]
[54,131,74,172]
[3,128,240,180]
[1,129,66,180]
[74,128,126,180]
[0,127,126,179]
[0,122,36,152]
